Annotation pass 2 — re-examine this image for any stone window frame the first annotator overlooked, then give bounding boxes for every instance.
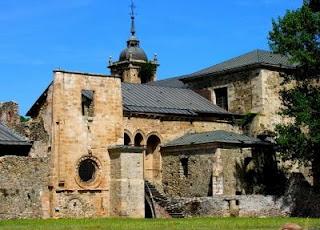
[81,90,95,118]
[210,84,230,111]
[75,155,102,189]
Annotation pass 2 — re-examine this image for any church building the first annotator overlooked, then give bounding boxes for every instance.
[0,3,301,219]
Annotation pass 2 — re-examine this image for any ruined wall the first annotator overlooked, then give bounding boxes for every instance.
[27,86,53,158]
[49,71,123,218]
[0,102,20,128]
[0,156,50,219]
[0,101,28,137]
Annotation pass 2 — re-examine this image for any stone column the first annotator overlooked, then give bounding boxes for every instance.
[109,145,144,218]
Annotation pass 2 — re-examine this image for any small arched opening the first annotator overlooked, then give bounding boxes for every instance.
[124,133,131,146]
[134,133,144,147]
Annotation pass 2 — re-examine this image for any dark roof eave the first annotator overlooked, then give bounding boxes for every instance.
[0,141,32,146]
[123,110,236,121]
[162,140,271,150]
[181,62,295,83]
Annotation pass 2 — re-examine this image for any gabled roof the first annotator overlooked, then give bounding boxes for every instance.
[181,49,294,81]
[122,83,231,117]
[163,130,266,147]
[0,123,31,146]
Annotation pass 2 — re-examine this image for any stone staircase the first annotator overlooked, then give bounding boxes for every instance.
[145,180,184,218]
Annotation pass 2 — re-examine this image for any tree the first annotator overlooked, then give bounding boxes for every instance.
[269,1,320,188]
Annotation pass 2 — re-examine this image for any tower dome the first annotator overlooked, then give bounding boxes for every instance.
[119,36,148,62]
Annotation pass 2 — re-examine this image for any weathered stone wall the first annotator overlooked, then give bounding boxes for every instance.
[53,191,108,218]
[174,195,288,217]
[27,86,53,158]
[0,101,29,137]
[251,69,283,135]
[0,102,20,128]
[48,71,123,218]
[161,147,252,198]
[220,148,252,195]
[124,117,239,144]
[162,149,215,197]
[109,146,144,218]
[124,117,240,186]
[0,156,50,219]
[187,68,284,136]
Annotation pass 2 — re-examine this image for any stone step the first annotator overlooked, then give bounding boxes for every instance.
[145,180,184,219]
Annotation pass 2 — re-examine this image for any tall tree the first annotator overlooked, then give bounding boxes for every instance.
[269,0,320,188]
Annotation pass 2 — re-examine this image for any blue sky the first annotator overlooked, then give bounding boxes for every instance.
[0,0,301,115]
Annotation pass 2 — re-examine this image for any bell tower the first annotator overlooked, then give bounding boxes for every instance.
[108,0,159,84]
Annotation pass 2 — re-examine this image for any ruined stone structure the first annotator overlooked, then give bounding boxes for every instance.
[1,4,317,220]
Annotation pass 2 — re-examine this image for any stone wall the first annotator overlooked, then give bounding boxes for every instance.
[186,68,285,136]
[0,101,28,137]
[220,148,252,195]
[124,117,239,144]
[0,102,20,128]
[161,147,252,198]
[162,148,215,197]
[47,71,123,218]
[124,117,240,186]
[0,156,49,219]
[109,146,144,218]
[174,195,288,217]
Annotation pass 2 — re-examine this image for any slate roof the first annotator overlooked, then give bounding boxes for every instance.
[164,130,266,147]
[0,123,31,146]
[181,49,294,81]
[122,83,231,116]
[147,76,187,88]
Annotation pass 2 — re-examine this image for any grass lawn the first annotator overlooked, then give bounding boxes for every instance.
[0,217,320,230]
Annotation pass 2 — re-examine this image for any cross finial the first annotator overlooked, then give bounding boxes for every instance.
[130,0,136,36]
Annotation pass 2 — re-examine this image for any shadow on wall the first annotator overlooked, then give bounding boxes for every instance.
[283,173,320,218]
[235,147,287,196]
[235,147,320,217]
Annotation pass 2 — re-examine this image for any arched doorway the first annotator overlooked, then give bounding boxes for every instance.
[145,134,161,183]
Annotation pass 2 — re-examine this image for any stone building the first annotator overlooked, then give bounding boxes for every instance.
[2,6,317,219]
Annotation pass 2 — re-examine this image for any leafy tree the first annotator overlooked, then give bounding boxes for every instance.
[269,1,320,188]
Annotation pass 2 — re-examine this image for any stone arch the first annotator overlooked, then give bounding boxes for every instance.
[124,130,133,146]
[134,132,145,147]
[145,133,162,183]
[133,130,146,146]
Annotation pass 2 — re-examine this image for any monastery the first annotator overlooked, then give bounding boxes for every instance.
[1,3,317,219]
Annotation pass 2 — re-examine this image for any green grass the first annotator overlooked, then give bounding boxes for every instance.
[0,217,320,230]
